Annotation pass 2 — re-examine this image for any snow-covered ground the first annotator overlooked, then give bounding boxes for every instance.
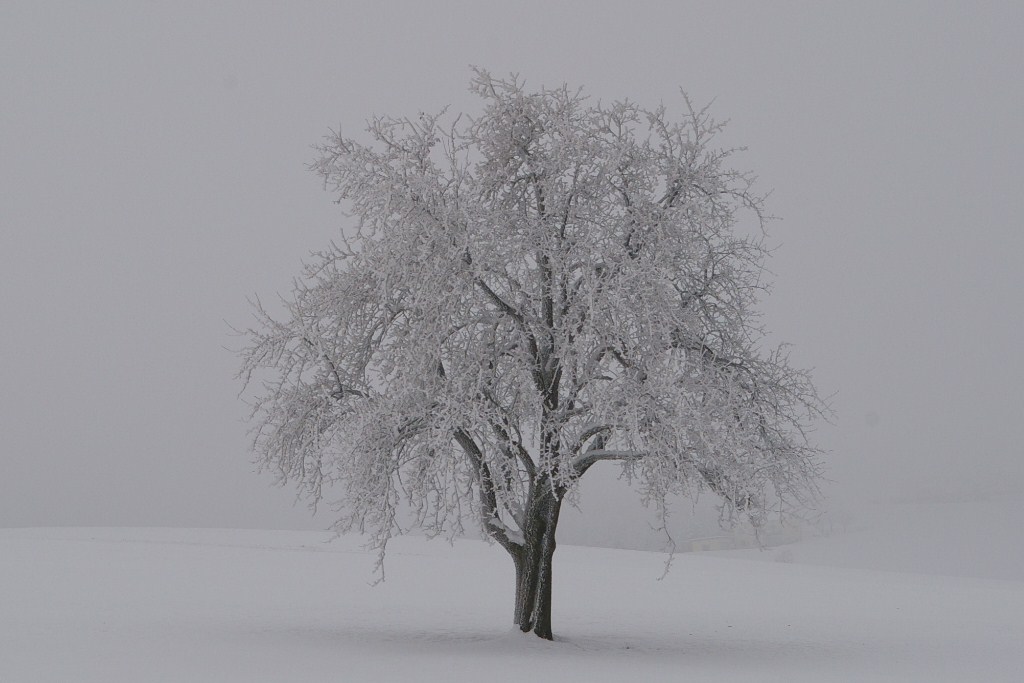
[716,498,1024,583]
[3,523,1023,682]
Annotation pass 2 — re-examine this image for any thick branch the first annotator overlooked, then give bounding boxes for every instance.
[453,429,523,552]
[572,449,646,475]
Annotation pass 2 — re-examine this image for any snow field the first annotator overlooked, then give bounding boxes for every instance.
[2,527,1022,682]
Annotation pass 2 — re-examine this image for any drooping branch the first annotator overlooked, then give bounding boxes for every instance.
[300,336,367,401]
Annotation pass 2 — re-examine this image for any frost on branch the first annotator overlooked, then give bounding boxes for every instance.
[237,69,827,637]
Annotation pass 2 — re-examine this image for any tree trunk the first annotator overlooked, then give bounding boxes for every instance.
[512,485,563,640]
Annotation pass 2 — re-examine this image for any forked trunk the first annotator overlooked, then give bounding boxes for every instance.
[512,487,563,640]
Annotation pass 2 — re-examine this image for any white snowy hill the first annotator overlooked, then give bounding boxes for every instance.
[3,510,1023,682]
[715,497,1024,582]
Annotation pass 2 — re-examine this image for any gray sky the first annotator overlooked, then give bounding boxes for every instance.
[2,1,1022,531]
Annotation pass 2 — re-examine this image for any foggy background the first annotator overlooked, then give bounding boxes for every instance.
[3,2,1022,549]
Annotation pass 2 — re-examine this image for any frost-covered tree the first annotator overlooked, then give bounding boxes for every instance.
[238,70,825,640]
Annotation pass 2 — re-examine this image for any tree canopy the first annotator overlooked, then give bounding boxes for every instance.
[238,70,826,638]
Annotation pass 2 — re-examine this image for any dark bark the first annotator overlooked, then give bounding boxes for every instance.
[512,481,563,640]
